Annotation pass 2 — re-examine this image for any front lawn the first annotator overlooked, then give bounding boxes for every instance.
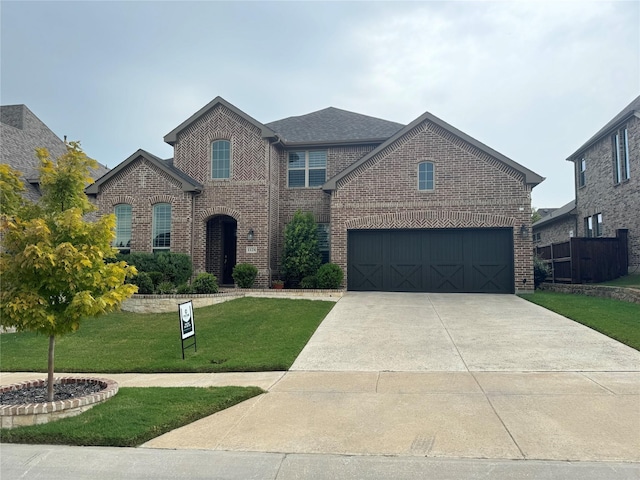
[519,291,640,350]
[0,297,334,373]
[0,386,262,446]
[598,273,640,288]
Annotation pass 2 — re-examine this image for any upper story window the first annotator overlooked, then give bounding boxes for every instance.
[288,151,326,188]
[114,204,132,253]
[152,203,171,253]
[613,127,630,184]
[418,162,435,191]
[212,140,231,179]
[578,158,586,187]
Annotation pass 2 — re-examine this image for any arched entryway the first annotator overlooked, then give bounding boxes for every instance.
[205,215,237,285]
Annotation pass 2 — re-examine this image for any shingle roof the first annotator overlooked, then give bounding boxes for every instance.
[532,200,577,228]
[265,107,405,144]
[1,104,110,202]
[568,95,640,160]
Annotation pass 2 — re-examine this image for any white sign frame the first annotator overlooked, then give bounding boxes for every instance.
[179,301,195,340]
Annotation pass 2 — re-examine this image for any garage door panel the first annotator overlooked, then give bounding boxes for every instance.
[348,229,514,293]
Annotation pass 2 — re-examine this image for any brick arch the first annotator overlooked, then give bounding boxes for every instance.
[109,195,135,207]
[198,206,243,223]
[149,195,176,206]
[345,210,516,230]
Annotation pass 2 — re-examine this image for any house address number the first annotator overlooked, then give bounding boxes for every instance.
[246,246,258,254]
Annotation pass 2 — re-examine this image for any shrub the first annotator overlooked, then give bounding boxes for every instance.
[316,263,344,289]
[300,276,317,289]
[116,252,192,285]
[192,273,219,294]
[157,281,175,294]
[176,283,193,294]
[232,263,258,288]
[534,256,550,288]
[132,271,154,294]
[281,210,322,287]
[147,271,163,287]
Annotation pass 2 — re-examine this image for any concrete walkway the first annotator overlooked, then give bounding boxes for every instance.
[2,292,640,475]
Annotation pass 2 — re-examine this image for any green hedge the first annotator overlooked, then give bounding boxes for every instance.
[117,252,192,285]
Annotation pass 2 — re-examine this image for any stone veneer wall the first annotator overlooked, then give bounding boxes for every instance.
[539,283,640,304]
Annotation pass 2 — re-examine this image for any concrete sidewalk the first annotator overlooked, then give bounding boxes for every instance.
[3,444,639,480]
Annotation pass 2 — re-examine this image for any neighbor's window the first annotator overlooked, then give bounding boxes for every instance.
[317,223,330,264]
[613,128,630,184]
[152,203,171,252]
[288,151,326,188]
[418,162,434,191]
[212,140,231,179]
[584,216,593,238]
[594,213,603,237]
[114,204,132,253]
[578,158,586,187]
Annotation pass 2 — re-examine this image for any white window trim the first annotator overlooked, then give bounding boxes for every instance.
[211,139,232,180]
[623,128,631,180]
[418,161,435,191]
[614,133,622,184]
[114,204,132,251]
[287,150,327,188]
[579,158,586,187]
[152,203,171,252]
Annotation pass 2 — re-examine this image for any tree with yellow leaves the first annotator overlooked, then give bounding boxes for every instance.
[0,142,137,401]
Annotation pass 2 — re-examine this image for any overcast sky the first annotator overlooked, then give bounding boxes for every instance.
[1,0,638,209]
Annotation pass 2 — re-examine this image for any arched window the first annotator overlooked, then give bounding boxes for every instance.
[114,204,132,252]
[152,203,171,252]
[212,140,231,179]
[418,162,434,191]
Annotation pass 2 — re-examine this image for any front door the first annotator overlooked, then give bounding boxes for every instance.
[222,221,237,284]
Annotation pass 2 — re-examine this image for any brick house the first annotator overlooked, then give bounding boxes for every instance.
[534,95,639,268]
[87,97,543,293]
[1,104,109,202]
[532,200,577,247]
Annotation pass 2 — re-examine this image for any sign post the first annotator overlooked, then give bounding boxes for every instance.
[179,301,196,359]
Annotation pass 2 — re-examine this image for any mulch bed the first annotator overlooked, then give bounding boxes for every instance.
[0,382,104,405]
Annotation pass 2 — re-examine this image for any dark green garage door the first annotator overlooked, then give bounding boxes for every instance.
[348,228,514,293]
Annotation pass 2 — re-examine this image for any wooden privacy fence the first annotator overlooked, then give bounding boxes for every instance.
[535,229,628,284]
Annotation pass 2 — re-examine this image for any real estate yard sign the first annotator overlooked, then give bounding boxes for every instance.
[179,301,196,359]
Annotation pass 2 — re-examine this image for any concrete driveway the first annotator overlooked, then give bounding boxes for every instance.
[144,292,640,462]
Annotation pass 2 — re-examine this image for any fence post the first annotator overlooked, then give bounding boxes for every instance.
[617,229,629,276]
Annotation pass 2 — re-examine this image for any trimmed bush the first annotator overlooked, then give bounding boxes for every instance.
[281,210,322,287]
[147,271,163,287]
[157,281,175,294]
[534,256,550,288]
[232,263,258,288]
[192,273,219,294]
[116,252,192,286]
[316,263,343,289]
[176,283,193,294]
[132,272,154,294]
[300,275,317,289]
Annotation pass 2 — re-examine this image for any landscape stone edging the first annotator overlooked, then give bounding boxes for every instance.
[0,377,118,429]
[539,283,640,304]
[122,289,345,313]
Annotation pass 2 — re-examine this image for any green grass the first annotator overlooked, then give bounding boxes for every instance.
[0,386,262,446]
[0,297,334,373]
[598,273,640,288]
[519,291,640,350]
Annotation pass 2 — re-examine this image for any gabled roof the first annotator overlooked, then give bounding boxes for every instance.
[323,110,545,191]
[567,95,640,161]
[85,149,202,194]
[532,200,577,229]
[265,107,404,145]
[163,96,276,146]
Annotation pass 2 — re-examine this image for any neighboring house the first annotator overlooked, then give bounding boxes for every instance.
[86,96,543,293]
[0,104,109,202]
[532,200,577,246]
[565,95,640,268]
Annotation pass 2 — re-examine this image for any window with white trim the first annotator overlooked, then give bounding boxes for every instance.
[317,223,330,264]
[584,216,593,238]
[212,140,230,179]
[613,127,630,183]
[152,203,171,252]
[288,151,326,188]
[114,204,132,253]
[418,161,434,191]
[578,158,586,187]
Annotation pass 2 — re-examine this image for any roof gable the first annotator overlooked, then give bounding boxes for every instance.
[568,95,640,160]
[85,149,202,194]
[163,96,276,146]
[265,107,404,145]
[532,200,577,228]
[323,110,544,191]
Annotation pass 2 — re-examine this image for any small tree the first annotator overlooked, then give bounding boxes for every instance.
[0,142,138,401]
[281,210,321,287]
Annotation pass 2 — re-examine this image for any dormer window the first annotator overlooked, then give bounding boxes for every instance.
[212,140,231,179]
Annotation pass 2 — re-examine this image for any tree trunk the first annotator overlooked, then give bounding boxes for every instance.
[47,335,55,402]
